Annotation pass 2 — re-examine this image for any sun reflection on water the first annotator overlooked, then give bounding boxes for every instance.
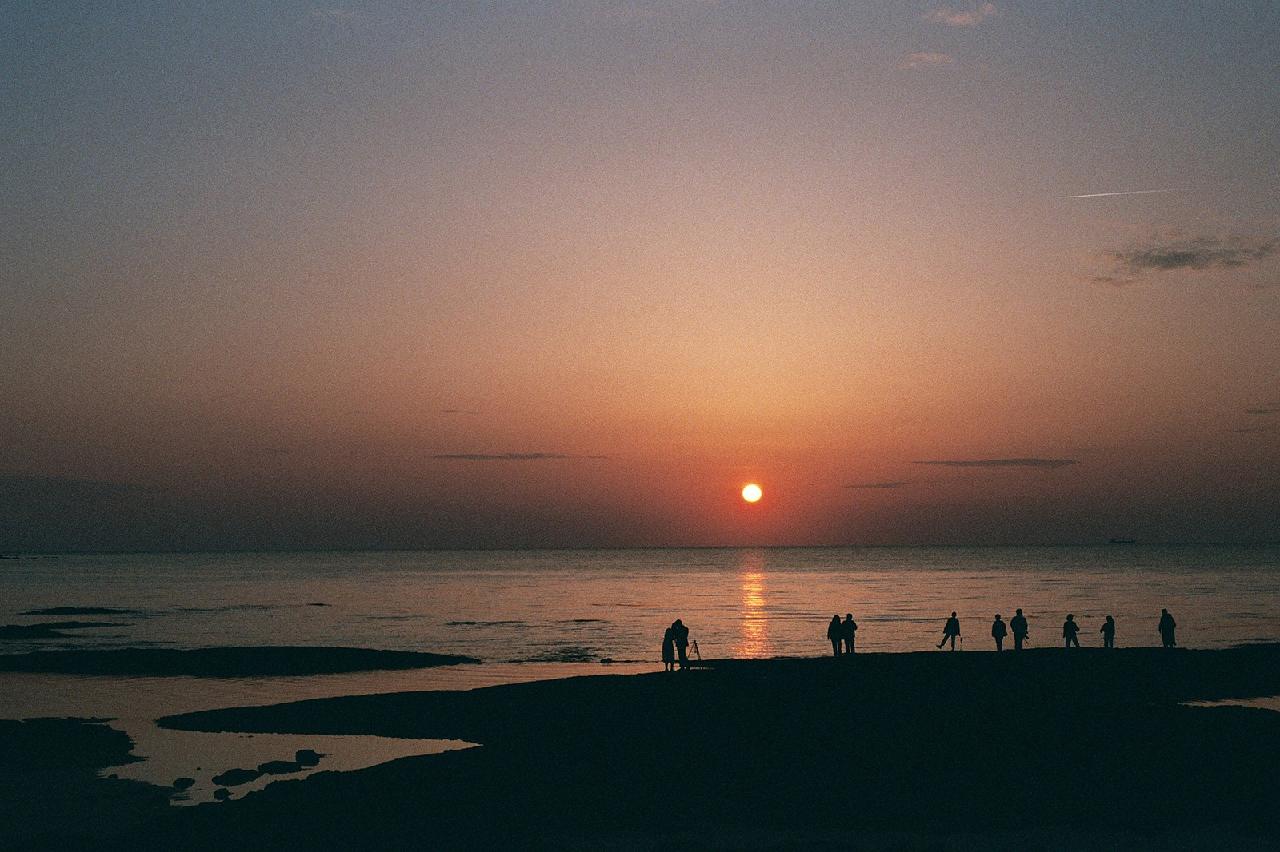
[735,552,773,658]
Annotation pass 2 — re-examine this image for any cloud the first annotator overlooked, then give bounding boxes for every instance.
[899,52,956,70]
[441,409,479,415]
[924,3,998,27]
[310,7,358,20]
[846,481,915,490]
[1245,407,1280,415]
[1106,236,1275,276]
[913,458,1078,469]
[1231,427,1272,434]
[432,453,608,461]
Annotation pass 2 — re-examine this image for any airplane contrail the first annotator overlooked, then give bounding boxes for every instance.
[1064,188,1184,199]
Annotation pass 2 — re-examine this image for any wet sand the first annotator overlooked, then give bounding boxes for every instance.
[8,645,1280,849]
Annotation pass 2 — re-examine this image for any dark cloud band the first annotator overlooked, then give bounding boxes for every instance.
[912,458,1077,469]
[846,481,915,489]
[1108,236,1274,274]
[432,453,607,461]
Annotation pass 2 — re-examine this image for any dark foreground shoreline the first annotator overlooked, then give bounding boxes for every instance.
[8,645,1280,850]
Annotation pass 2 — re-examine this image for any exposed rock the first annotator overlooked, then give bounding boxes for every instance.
[211,767,261,786]
[257,760,301,775]
[294,749,322,767]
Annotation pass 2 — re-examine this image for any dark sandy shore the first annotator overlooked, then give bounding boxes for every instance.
[0,646,479,677]
[8,645,1280,850]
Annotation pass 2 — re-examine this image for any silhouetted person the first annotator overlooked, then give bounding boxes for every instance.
[1158,609,1177,648]
[842,613,858,655]
[1062,614,1080,648]
[672,619,691,669]
[1101,615,1115,649]
[828,614,843,657]
[1010,608,1029,651]
[991,614,1007,651]
[937,611,960,650]
[661,625,676,672]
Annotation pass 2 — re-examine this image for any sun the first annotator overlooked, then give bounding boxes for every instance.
[741,483,763,503]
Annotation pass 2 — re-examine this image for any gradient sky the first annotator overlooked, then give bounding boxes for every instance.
[3,1,1278,550]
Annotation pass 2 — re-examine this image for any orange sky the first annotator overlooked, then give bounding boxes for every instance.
[2,2,1278,549]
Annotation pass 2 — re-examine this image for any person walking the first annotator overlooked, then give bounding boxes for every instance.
[1010,608,1029,651]
[841,613,858,655]
[1100,615,1116,649]
[1062,614,1080,648]
[827,614,843,657]
[661,624,676,671]
[991,614,1007,651]
[1158,609,1177,648]
[937,611,961,651]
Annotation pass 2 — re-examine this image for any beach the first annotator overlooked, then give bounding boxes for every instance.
[5,643,1280,849]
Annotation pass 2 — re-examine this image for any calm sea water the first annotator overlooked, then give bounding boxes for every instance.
[3,546,1279,660]
[3,546,1279,802]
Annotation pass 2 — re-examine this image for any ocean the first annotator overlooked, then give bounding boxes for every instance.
[3,546,1279,660]
[4,546,1278,803]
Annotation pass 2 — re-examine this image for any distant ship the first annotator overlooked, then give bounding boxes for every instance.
[1108,538,1137,545]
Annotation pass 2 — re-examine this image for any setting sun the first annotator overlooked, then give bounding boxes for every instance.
[741,483,763,503]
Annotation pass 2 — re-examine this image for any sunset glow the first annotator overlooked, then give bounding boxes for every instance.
[2,3,1277,551]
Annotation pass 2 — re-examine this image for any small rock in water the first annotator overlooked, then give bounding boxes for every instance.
[172,777,195,790]
[257,760,302,775]
[294,749,322,767]
[213,788,231,801]
[211,767,261,786]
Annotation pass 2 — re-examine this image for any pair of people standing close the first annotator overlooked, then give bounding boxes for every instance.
[989,612,1031,651]
[660,619,690,671]
[827,613,858,656]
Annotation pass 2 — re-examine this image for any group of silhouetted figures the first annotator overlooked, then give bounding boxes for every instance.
[934,607,1178,651]
[662,607,1181,668]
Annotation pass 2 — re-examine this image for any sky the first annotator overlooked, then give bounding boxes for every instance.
[2,1,1278,550]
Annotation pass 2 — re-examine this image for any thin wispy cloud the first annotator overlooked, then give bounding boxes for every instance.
[309,7,358,21]
[913,458,1078,469]
[432,453,608,461]
[846,481,915,490]
[1231,427,1273,434]
[441,409,480,415]
[1066,188,1183,199]
[924,3,998,28]
[899,52,956,70]
[1245,406,1280,415]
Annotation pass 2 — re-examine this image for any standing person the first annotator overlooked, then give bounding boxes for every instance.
[842,613,858,655]
[937,611,961,651]
[672,619,691,669]
[1101,615,1116,649]
[827,614,843,657]
[1010,608,1029,651]
[661,625,676,672]
[991,614,1007,651]
[1158,609,1177,648]
[1062,614,1080,648]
